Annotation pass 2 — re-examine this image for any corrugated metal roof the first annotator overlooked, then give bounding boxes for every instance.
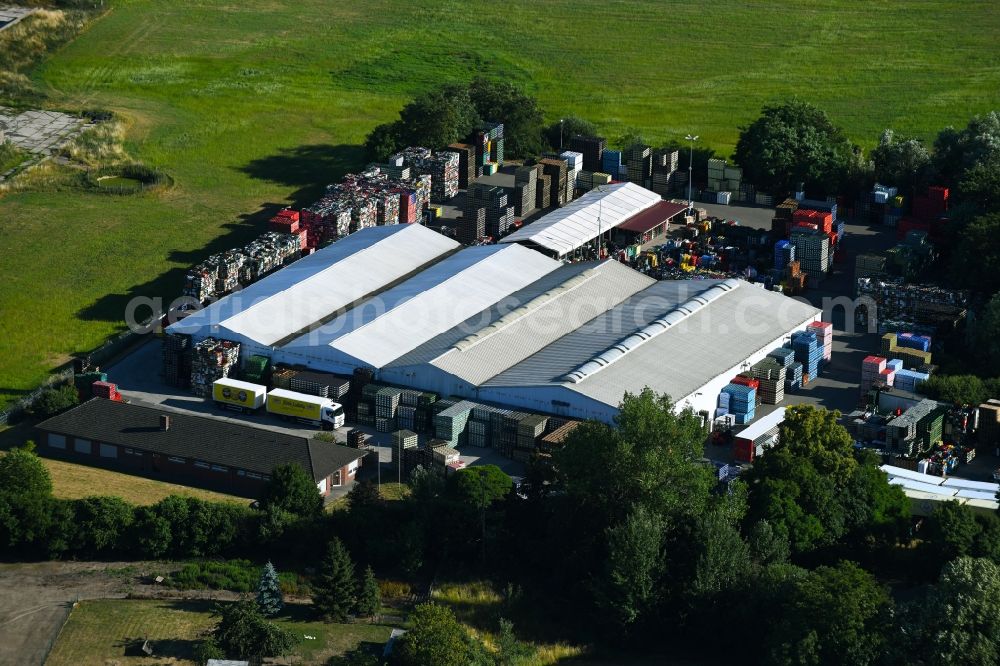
[500,182,661,255]
[617,201,688,233]
[429,260,654,385]
[483,280,820,407]
[167,225,459,346]
[282,244,561,368]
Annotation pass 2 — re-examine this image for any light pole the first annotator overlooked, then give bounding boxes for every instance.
[595,184,606,260]
[685,134,699,215]
[559,119,564,150]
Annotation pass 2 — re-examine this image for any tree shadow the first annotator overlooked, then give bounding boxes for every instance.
[116,635,201,659]
[238,143,367,206]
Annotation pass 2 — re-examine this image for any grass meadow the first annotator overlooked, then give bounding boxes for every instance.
[45,599,392,665]
[1,0,998,407]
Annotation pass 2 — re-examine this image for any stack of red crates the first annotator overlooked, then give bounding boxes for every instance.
[92,381,122,401]
[731,375,760,390]
[398,191,417,223]
[896,218,932,240]
[911,186,948,222]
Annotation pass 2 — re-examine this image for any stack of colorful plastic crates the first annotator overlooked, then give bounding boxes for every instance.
[716,391,730,419]
[774,240,795,270]
[721,383,756,425]
[785,362,804,393]
[861,355,887,395]
[792,331,821,383]
[896,332,931,353]
[894,367,931,392]
[808,321,833,364]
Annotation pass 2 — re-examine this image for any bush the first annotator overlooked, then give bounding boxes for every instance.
[169,560,259,592]
[28,384,79,418]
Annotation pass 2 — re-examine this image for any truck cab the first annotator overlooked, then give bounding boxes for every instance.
[322,404,346,430]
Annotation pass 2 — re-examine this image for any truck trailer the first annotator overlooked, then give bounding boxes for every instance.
[213,378,267,413]
[266,388,345,430]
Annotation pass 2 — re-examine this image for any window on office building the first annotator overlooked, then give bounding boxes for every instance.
[48,433,66,450]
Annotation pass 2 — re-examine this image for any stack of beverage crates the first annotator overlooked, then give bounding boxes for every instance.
[892,362,931,392]
[601,150,622,176]
[434,400,475,447]
[243,355,270,385]
[624,144,652,185]
[162,333,191,388]
[765,348,802,393]
[771,198,798,238]
[513,165,538,217]
[791,330,821,384]
[880,332,932,369]
[569,135,606,172]
[189,338,240,397]
[559,151,583,202]
[751,358,786,404]
[74,371,107,400]
[977,401,1000,449]
[347,429,368,448]
[861,355,887,395]
[445,143,476,188]
[539,158,568,207]
[808,321,833,364]
[516,414,548,454]
[720,383,756,425]
[774,240,795,270]
[391,429,419,464]
[392,147,460,203]
[289,370,350,399]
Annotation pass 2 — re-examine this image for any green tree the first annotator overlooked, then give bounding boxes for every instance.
[870,129,931,193]
[595,504,665,630]
[28,384,79,418]
[259,463,323,518]
[70,496,134,556]
[449,465,513,562]
[393,603,469,666]
[932,111,1000,188]
[691,510,752,601]
[748,519,790,566]
[194,637,224,666]
[365,121,404,161]
[975,292,1000,375]
[556,389,711,524]
[924,501,981,566]
[495,618,532,666]
[734,100,856,196]
[347,479,382,510]
[897,557,1000,666]
[467,78,544,158]
[765,561,892,666]
[959,154,1000,212]
[918,374,988,406]
[0,443,54,549]
[398,84,480,150]
[951,213,1000,297]
[212,599,295,661]
[256,561,284,617]
[129,505,172,558]
[312,537,356,621]
[355,565,380,618]
[543,116,596,151]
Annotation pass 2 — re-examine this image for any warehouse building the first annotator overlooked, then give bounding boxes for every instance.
[169,224,820,422]
[500,182,661,258]
[35,399,365,498]
[612,200,688,246]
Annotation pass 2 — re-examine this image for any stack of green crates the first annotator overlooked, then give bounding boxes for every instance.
[243,355,270,384]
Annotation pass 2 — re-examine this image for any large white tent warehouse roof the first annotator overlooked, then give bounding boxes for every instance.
[167,225,459,350]
[279,244,561,371]
[500,182,661,256]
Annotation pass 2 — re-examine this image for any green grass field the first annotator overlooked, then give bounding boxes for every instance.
[45,599,392,665]
[1,0,998,408]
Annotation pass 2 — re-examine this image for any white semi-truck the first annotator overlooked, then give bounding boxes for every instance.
[212,379,345,429]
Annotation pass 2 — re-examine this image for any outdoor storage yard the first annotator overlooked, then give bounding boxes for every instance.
[2,0,999,411]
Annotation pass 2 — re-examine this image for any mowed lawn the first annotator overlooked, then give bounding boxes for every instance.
[1,0,998,408]
[46,599,393,665]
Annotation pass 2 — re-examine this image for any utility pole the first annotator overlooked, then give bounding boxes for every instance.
[685,134,699,215]
[559,119,564,151]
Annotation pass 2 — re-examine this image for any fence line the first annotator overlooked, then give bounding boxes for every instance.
[0,322,153,427]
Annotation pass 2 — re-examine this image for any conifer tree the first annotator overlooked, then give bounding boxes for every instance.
[354,565,380,618]
[256,560,284,617]
[312,537,356,621]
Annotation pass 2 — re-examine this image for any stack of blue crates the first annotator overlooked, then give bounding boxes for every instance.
[896,333,931,352]
[836,220,845,242]
[716,391,730,419]
[722,383,756,425]
[601,150,622,175]
[774,240,795,270]
[768,347,795,368]
[791,331,821,380]
[785,361,804,392]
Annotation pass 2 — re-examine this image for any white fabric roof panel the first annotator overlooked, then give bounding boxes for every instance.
[940,477,1000,492]
[889,477,958,496]
[283,244,562,369]
[880,465,946,486]
[500,182,661,255]
[167,225,459,347]
[428,260,654,385]
[484,279,820,409]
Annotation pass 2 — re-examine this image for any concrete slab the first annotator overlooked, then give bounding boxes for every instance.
[0,106,89,156]
[0,5,35,33]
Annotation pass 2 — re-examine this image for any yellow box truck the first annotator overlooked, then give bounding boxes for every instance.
[266,388,345,430]
[213,378,267,413]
